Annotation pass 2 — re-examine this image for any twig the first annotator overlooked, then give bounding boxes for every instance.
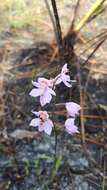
[70,0,81,30]
[82,36,107,66]
[86,92,105,124]
[80,85,86,149]
[44,0,60,50]
[77,30,107,57]
[75,57,87,150]
[50,0,64,63]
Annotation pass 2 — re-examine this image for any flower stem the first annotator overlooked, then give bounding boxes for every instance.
[52,97,57,161]
[54,124,57,160]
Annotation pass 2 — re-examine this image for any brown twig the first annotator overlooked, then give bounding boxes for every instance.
[82,36,107,66]
[50,0,64,64]
[69,0,81,31]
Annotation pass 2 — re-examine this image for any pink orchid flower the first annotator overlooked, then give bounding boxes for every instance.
[30,111,54,135]
[65,102,81,117]
[65,118,79,135]
[29,77,56,106]
[55,64,72,87]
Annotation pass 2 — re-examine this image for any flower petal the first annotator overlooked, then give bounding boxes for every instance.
[47,87,56,96]
[31,111,39,116]
[38,124,44,132]
[38,77,46,82]
[66,102,81,117]
[44,119,53,135]
[30,118,40,127]
[32,80,41,88]
[29,88,43,97]
[63,80,72,87]
[40,95,45,106]
[61,73,72,87]
[38,77,50,85]
[65,118,79,134]
[40,90,52,106]
[65,118,75,126]
[61,64,67,73]
[55,76,62,85]
[44,92,52,103]
[62,74,70,82]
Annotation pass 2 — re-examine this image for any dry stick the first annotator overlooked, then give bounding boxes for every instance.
[44,0,60,51]
[75,40,106,150]
[83,37,107,126]
[77,30,107,57]
[80,85,86,149]
[77,135,104,147]
[86,92,105,124]
[80,38,107,149]
[50,0,64,64]
[84,37,107,94]
[82,36,107,66]
[75,57,86,150]
[69,0,81,31]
